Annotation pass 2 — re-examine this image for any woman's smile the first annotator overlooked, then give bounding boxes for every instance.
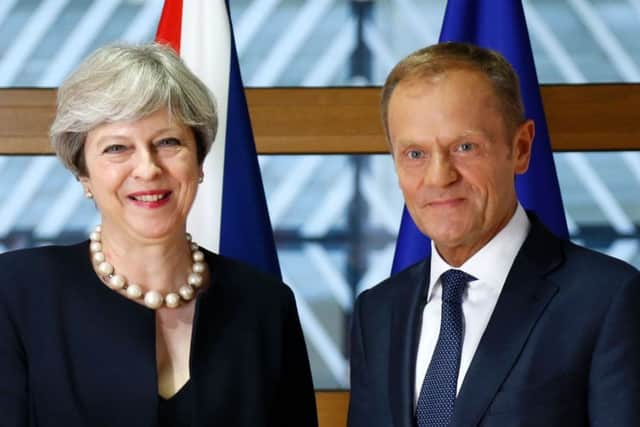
[128,190,173,207]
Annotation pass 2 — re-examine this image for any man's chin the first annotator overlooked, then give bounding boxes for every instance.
[417,216,470,239]
[424,226,471,248]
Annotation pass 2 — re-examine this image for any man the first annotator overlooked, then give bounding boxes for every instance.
[348,42,640,427]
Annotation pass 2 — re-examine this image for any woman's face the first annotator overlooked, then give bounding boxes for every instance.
[80,108,202,242]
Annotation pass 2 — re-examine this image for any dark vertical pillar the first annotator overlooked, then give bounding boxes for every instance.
[346,0,375,359]
[350,0,374,84]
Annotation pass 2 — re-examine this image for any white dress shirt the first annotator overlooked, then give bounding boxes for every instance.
[414,204,531,406]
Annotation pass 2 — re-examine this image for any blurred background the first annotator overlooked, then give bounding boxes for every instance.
[1,0,639,388]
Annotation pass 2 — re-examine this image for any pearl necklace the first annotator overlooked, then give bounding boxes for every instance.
[89,225,206,309]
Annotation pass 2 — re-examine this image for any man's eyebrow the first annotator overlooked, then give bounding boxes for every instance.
[459,129,488,137]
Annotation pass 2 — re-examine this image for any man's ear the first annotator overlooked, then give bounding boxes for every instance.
[513,119,535,175]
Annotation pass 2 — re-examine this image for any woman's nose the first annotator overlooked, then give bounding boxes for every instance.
[133,150,162,180]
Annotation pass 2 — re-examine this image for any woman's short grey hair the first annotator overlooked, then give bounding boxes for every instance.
[50,42,218,177]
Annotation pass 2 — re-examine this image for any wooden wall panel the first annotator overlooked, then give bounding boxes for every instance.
[0,89,57,154]
[316,391,349,427]
[541,84,640,152]
[0,84,639,155]
[247,87,384,154]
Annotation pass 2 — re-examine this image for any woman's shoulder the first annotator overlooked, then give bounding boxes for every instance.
[202,249,294,302]
[0,241,87,270]
[0,243,87,319]
[0,242,89,299]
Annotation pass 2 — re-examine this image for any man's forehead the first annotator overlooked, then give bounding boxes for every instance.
[388,70,507,144]
[397,68,493,93]
[390,70,502,120]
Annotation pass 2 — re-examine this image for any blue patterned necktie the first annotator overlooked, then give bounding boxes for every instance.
[415,269,476,427]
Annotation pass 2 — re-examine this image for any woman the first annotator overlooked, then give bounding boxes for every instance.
[0,43,318,427]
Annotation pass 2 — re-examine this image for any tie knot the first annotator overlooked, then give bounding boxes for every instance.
[440,269,475,303]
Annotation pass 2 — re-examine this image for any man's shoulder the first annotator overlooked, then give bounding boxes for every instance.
[560,238,639,280]
[524,215,638,283]
[525,220,640,301]
[357,258,429,306]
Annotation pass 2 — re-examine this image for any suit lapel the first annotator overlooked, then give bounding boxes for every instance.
[388,259,430,427]
[451,218,564,426]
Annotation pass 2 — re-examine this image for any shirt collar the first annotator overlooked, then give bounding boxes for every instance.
[428,204,531,301]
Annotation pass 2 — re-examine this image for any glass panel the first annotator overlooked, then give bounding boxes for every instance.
[1,151,639,387]
[1,1,640,88]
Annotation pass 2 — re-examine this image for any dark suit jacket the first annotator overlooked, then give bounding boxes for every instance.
[348,217,640,427]
[0,242,318,427]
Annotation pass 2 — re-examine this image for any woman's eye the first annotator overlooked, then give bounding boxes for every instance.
[407,150,424,160]
[157,138,180,147]
[103,144,127,154]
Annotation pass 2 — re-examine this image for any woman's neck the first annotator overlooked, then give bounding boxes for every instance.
[98,224,193,294]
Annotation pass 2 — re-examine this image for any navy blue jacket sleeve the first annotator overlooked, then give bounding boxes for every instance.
[588,273,640,425]
[347,290,376,427]
[0,282,28,427]
[275,287,318,427]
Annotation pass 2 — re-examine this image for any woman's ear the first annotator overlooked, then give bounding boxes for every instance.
[78,176,93,199]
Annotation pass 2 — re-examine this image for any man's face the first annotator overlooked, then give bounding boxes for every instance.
[388,69,533,266]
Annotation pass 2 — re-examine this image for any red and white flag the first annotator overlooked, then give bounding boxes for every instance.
[156,0,281,276]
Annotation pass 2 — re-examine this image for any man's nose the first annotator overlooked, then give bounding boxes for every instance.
[423,153,458,188]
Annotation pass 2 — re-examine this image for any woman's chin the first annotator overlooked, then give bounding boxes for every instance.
[111,219,186,243]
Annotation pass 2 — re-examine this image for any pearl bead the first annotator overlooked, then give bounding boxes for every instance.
[190,243,198,251]
[95,225,102,232]
[90,241,102,252]
[98,261,114,275]
[108,274,126,289]
[89,231,101,242]
[93,252,105,263]
[165,293,180,308]
[193,251,204,262]
[144,291,163,309]
[192,262,206,273]
[179,285,194,300]
[188,272,203,287]
[126,284,142,299]
[185,233,192,242]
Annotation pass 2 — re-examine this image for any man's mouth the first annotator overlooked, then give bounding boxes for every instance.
[427,197,464,207]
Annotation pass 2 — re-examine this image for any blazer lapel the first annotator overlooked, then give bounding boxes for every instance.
[451,218,564,426]
[388,259,430,427]
[70,242,158,427]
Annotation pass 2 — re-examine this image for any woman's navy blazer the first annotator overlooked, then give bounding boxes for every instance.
[0,242,318,427]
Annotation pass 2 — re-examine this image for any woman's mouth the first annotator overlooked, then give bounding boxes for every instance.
[128,191,172,206]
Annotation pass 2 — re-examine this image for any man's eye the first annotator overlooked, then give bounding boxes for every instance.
[103,144,127,153]
[456,143,474,152]
[407,150,424,159]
